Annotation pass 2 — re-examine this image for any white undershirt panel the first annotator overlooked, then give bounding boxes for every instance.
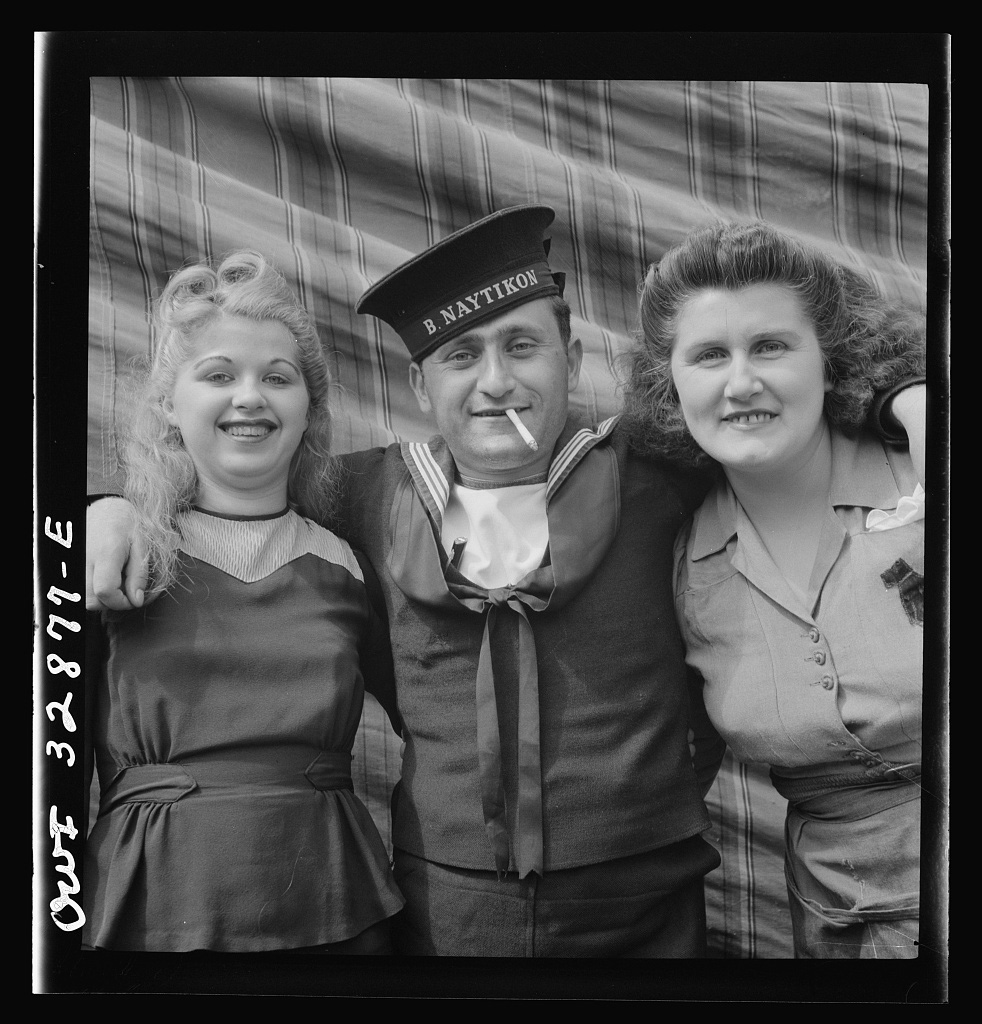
[441,482,549,590]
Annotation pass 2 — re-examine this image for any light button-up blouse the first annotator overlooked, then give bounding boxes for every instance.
[675,430,924,782]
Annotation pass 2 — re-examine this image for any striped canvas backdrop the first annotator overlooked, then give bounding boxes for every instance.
[87,77,930,958]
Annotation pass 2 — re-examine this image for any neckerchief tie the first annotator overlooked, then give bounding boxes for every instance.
[387,417,620,878]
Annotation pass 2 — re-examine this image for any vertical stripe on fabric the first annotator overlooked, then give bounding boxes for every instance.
[397,78,437,250]
[322,78,396,437]
[320,79,352,226]
[882,83,908,270]
[745,81,763,220]
[825,81,848,253]
[825,83,881,293]
[596,79,640,377]
[256,77,287,217]
[120,78,158,354]
[538,80,590,324]
[710,756,758,958]
[736,761,760,959]
[685,81,700,206]
[601,78,646,270]
[333,80,395,437]
[683,81,719,218]
[88,99,120,480]
[877,81,928,302]
[255,77,310,313]
[459,79,496,214]
[171,77,213,259]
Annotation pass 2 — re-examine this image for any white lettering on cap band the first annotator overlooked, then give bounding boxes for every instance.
[421,267,543,335]
[405,259,558,358]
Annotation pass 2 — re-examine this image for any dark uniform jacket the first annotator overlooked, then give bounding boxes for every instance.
[335,414,722,876]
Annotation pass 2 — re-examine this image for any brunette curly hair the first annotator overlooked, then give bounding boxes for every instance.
[621,221,926,466]
[121,249,337,595]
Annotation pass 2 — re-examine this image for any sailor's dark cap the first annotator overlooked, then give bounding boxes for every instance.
[355,204,566,363]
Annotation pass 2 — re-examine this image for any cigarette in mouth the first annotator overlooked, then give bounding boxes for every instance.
[505,408,538,451]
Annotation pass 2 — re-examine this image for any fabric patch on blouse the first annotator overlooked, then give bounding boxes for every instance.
[178,509,363,584]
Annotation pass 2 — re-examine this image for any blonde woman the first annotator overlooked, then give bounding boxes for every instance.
[83,251,403,953]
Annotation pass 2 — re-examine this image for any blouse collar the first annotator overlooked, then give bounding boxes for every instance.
[688,430,910,563]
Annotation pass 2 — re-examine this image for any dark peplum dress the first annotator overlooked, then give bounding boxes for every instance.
[82,508,404,951]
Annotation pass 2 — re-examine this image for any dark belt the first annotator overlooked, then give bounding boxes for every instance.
[770,761,920,804]
[100,751,353,814]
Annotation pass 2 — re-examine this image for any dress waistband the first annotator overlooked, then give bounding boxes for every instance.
[100,751,353,813]
[770,761,920,804]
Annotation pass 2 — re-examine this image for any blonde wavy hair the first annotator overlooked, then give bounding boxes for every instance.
[121,250,336,595]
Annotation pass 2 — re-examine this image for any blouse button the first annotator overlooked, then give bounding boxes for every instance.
[812,651,827,665]
[808,627,821,643]
[820,675,835,690]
